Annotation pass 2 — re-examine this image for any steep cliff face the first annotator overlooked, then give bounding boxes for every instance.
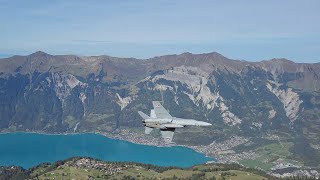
[47,72,87,102]
[143,66,242,126]
[266,80,302,123]
[0,51,319,147]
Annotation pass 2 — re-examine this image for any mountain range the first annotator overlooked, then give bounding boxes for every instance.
[0,51,319,167]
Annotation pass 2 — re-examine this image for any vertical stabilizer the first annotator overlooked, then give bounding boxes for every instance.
[138,111,150,119]
[150,109,156,118]
[152,101,172,118]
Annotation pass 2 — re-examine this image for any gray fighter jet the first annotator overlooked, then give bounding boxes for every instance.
[138,101,212,143]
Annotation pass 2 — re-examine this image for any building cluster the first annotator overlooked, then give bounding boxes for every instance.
[70,158,123,176]
[103,130,259,164]
[190,136,256,163]
[217,151,256,163]
[270,169,320,179]
[102,128,166,146]
[271,159,301,170]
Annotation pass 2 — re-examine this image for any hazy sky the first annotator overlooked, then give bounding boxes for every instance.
[1,0,319,62]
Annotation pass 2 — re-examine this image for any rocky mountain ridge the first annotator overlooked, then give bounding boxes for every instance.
[0,51,319,130]
[0,51,320,166]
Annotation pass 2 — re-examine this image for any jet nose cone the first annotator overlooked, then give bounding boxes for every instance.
[203,122,212,126]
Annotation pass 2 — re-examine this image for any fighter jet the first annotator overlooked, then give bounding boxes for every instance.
[138,101,212,143]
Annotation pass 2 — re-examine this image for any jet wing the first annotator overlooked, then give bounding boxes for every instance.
[152,101,172,119]
[160,128,175,143]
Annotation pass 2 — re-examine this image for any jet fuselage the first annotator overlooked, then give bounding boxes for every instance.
[138,101,212,143]
[143,117,211,130]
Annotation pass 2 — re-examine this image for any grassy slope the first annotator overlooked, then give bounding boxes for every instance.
[239,142,296,170]
[36,166,267,180]
[29,159,269,180]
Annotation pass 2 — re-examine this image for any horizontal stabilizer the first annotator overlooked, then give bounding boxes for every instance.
[160,128,175,143]
[145,127,153,134]
[138,111,150,119]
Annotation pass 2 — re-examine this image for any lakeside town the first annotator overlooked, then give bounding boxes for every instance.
[100,128,320,179]
[101,128,257,163]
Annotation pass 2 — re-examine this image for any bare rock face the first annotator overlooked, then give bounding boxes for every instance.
[151,66,214,107]
[79,92,87,117]
[267,80,303,123]
[268,109,277,119]
[259,58,320,92]
[116,93,136,110]
[46,72,86,103]
[144,66,242,126]
[218,97,242,126]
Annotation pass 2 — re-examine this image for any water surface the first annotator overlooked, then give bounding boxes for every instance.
[0,133,213,168]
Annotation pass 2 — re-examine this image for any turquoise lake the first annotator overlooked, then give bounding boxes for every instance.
[0,133,213,169]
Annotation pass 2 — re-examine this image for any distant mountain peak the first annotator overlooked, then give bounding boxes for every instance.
[28,51,51,58]
[268,58,295,63]
[179,51,224,57]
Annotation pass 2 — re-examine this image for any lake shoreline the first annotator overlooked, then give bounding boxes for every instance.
[0,130,217,165]
[0,131,213,168]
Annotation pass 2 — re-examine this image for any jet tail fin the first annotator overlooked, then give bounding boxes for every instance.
[138,111,150,119]
[150,109,156,118]
[152,101,172,118]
